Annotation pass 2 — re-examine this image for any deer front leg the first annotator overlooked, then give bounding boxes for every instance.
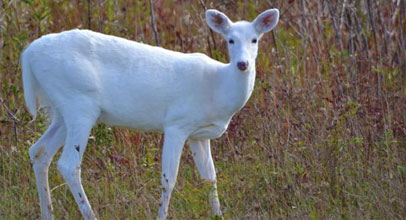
[157,128,187,220]
[189,139,222,217]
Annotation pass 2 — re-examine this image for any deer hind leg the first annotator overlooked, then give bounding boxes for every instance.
[56,109,99,220]
[29,112,66,220]
[189,139,222,217]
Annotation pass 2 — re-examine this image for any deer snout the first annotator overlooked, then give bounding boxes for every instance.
[237,61,249,71]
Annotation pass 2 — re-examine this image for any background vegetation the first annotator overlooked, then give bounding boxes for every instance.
[1,0,405,219]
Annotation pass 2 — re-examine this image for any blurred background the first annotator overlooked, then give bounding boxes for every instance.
[0,0,405,219]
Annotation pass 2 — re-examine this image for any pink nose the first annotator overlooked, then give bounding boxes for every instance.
[237,61,248,71]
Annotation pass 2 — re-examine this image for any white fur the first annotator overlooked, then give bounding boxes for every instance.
[23,9,279,220]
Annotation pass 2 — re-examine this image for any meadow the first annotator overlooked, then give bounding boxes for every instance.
[0,0,405,219]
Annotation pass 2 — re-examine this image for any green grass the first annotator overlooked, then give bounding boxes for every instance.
[1,0,406,219]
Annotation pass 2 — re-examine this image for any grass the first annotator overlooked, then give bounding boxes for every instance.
[1,0,406,219]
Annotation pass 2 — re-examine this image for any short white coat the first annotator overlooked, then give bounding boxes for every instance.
[23,8,279,220]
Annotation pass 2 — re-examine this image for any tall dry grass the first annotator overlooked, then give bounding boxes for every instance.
[1,0,405,219]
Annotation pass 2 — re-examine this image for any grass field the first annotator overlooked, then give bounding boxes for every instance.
[1,0,406,219]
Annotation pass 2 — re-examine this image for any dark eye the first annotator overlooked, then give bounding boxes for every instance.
[228,39,234,44]
[252,38,257,43]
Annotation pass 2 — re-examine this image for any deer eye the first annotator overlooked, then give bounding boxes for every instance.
[252,38,257,43]
[228,39,234,44]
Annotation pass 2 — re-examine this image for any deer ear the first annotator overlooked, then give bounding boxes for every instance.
[253,9,279,34]
[206,9,232,35]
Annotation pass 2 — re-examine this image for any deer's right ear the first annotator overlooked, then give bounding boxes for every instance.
[206,9,232,35]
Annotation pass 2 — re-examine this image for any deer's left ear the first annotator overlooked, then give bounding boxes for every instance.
[253,9,279,34]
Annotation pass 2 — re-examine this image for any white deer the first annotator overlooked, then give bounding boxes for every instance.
[22,8,279,220]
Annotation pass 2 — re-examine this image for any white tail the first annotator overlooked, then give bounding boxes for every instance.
[23,9,279,220]
[21,52,39,119]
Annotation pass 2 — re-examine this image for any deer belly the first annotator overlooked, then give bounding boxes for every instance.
[98,108,164,132]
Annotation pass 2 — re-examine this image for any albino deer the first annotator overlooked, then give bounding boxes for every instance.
[22,8,279,220]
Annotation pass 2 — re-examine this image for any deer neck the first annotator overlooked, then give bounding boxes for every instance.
[216,62,256,115]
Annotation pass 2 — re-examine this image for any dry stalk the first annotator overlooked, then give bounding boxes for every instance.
[148,0,160,46]
[87,0,92,30]
[0,97,19,145]
[197,0,217,52]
